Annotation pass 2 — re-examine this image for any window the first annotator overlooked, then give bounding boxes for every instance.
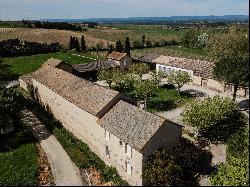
[105,129,110,141]
[163,67,166,72]
[125,161,132,177]
[105,146,110,157]
[125,143,128,153]
[124,59,128,66]
[125,143,132,158]
[119,140,123,146]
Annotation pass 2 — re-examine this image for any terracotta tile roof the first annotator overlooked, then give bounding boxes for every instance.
[42,58,62,67]
[154,55,215,79]
[107,51,127,61]
[137,53,161,62]
[32,64,120,116]
[72,60,120,73]
[19,74,33,85]
[99,100,166,152]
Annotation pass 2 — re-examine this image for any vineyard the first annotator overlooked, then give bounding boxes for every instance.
[86,25,186,43]
[0,28,112,49]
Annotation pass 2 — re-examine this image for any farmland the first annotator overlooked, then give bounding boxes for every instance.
[86,25,186,43]
[0,28,112,49]
[131,45,213,61]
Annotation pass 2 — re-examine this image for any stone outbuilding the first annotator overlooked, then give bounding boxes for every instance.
[107,51,132,71]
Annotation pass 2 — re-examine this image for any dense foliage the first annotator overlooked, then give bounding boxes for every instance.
[143,138,212,186]
[0,38,60,57]
[167,71,192,92]
[181,96,246,143]
[128,63,150,78]
[0,85,24,130]
[23,20,83,31]
[210,128,249,186]
[207,27,249,100]
[143,149,180,186]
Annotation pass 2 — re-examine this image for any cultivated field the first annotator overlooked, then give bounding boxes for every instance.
[86,25,186,43]
[0,28,112,49]
[131,45,214,61]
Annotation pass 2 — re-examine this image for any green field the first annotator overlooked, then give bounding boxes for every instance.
[0,123,38,186]
[131,45,213,61]
[87,25,186,43]
[2,52,102,76]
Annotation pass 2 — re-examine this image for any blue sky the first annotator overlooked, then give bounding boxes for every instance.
[0,0,248,20]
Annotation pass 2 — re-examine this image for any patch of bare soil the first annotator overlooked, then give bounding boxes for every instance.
[37,144,55,186]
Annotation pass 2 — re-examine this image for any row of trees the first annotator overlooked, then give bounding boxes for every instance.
[97,63,191,106]
[0,38,60,57]
[114,35,179,54]
[22,20,83,31]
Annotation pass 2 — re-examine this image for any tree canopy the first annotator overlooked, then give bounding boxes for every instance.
[207,27,249,100]
[143,149,180,186]
[181,95,246,143]
[167,71,192,92]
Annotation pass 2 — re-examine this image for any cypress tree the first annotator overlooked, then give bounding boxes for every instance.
[69,36,73,50]
[81,35,86,52]
[124,37,131,55]
[108,44,114,54]
[115,40,123,52]
[141,34,146,47]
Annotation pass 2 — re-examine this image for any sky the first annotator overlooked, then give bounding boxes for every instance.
[0,0,249,20]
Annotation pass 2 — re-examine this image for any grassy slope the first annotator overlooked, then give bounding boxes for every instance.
[0,119,38,186]
[3,52,99,76]
[0,144,38,185]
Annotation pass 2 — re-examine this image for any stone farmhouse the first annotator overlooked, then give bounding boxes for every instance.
[107,51,133,71]
[137,53,248,97]
[19,58,182,186]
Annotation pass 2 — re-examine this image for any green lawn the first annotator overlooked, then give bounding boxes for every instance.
[147,87,195,112]
[2,52,101,76]
[0,122,38,186]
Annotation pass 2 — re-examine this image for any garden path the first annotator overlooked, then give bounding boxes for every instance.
[21,109,85,186]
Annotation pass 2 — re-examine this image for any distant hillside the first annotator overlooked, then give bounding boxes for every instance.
[40,15,249,24]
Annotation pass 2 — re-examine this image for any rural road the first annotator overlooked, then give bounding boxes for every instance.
[21,109,84,186]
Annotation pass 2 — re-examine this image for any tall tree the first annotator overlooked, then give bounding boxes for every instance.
[207,28,249,100]
[124,37,131,55]
[115,40,123,52]
[81,35,86,52]
[141,34,146,47]
[107,44,114,55]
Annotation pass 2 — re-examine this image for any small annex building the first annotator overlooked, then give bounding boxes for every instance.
[72,60,120,81]
[107,51,132,71]
[138,53,248,97]
[19,58,182,186]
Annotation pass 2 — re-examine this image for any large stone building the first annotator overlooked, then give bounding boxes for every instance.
[20,58,182,186]
[137,53,248,97]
